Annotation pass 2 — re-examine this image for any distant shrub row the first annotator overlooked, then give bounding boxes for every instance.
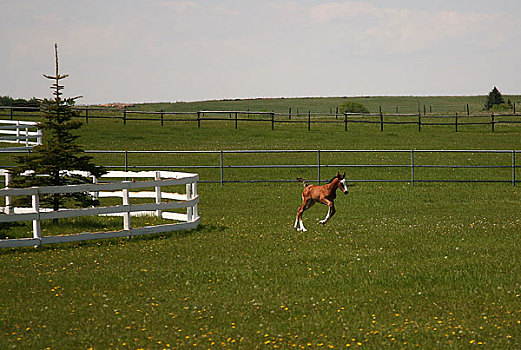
[0,95,40,110]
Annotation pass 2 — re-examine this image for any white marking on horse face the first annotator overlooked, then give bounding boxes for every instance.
[340,179,349,194]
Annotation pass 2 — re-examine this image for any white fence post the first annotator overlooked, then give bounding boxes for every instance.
[122,186,131,231]
[4,171,11,214]
[192,181,198,220]
[91,175,99,201]
[155,171,162,217]
[32,191,41,245]
[36,128,43,145]
[16,121,20,143]
[0,120,41,147]
[186,183,193,222]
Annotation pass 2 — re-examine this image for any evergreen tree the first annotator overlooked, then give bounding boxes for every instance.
[11,44,106,213]
[485,87,505,110]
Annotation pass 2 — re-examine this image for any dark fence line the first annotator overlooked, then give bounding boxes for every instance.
[1,149,518,186]
[1,106,520,132]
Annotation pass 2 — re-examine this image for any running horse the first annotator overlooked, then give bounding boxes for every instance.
[294,172,349,232]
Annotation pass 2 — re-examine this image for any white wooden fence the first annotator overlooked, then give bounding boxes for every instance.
[0,120,42,148]
[0,170,200,248]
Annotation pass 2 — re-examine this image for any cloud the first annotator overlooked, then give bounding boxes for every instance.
[306,1,503,54]
[32,13,62,23]
[2,0,521,103]
[310,1,385,22]
[161,1,197,12]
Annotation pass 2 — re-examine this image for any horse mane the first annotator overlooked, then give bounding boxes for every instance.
[326,175,339,184]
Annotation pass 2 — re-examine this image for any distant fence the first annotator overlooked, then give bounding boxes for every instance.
[0,170,200,248]
[0,119,42,148]
[1,149,516,186]
[2,106,521,132]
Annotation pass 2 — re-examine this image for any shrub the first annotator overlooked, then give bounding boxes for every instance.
[338,101,369,114]
[0,95,14,106]
[489,103,513,112]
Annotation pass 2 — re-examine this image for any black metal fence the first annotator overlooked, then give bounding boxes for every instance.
[1,106,521,132]
[1,149,517,186]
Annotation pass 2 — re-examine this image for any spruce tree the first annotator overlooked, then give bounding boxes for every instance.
[11,44,106,212]
[485,87,505,110]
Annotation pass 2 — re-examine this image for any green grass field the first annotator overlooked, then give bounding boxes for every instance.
[134,95,521,115]
[1,96,521,348]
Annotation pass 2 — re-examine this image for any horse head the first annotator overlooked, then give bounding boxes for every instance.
[336,171,349,194]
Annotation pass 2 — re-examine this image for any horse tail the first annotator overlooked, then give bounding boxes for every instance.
[296,177,308,187]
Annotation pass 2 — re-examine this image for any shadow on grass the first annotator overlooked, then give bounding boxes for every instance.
[0,223,228,256]
[0,222,24,239]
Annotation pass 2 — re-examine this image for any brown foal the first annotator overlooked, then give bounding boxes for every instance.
[294,172,348,232]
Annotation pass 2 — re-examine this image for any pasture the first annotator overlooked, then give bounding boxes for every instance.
[1,97,521,348]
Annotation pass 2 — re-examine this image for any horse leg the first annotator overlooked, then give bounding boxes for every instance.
[295,199,314,232]
[294,213,300,230]
[295,202,308,232]
[319,200,335,225]
[294,200,304,229]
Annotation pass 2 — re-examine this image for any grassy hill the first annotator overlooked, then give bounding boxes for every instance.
[134,95,521,115]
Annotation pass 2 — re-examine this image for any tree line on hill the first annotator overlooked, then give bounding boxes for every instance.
[0,95,40,111]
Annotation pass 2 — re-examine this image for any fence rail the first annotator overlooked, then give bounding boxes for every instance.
[0,119,42,148]
[1,149,516,186]
[1,106,520,132]
[0,170,200,248]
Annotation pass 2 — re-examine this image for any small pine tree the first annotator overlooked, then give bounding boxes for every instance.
[485,87,505,110]
[11,44,106,213]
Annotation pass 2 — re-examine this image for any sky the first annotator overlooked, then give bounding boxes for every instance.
[1,0,521,104]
